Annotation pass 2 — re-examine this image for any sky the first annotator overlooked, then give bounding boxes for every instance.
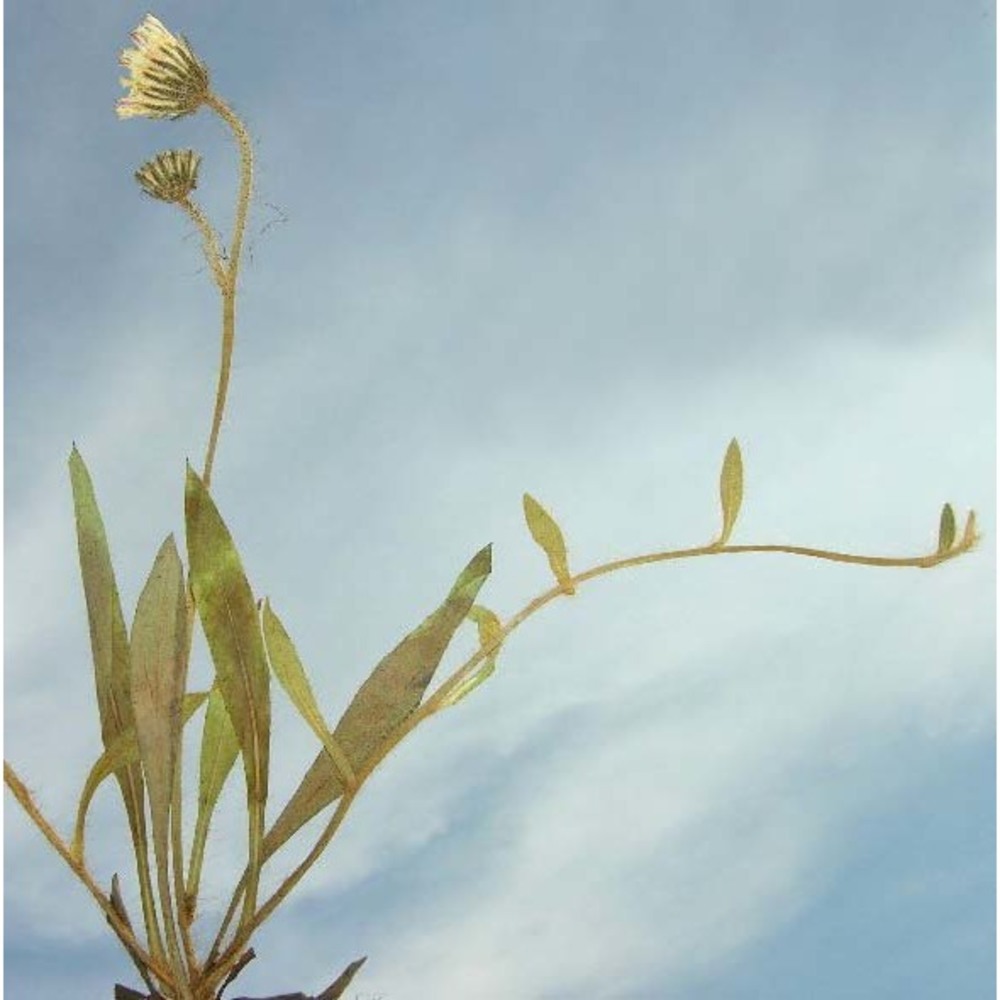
[4,2,995,999]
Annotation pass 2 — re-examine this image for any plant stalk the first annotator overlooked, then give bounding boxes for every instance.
[203,528,975,980]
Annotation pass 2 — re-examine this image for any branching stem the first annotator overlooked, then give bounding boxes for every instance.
[203,528,976,981]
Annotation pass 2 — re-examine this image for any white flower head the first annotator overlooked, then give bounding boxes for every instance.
[117,14,210,120]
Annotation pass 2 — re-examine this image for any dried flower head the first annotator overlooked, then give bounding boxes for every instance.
[135,149,202,203]
[117,14,210,120]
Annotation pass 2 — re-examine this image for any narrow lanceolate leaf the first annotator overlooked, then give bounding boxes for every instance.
[523,493,575,594]
[185,466,271,820]
[68,447,147,846]
[263,600,357,789]
[130,537,188,913]
[186,684,240,910]
[937,502,956,554]
[717,438,744,546]
[73,693,209,859]
[264,544,492,860]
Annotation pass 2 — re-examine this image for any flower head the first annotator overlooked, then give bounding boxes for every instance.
[135,149,202,203]
[117,14,210,120]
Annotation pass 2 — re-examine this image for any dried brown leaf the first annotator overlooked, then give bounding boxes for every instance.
[69,447,148,851]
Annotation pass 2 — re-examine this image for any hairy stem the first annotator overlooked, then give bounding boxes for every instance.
[179,197,227,292]
[3,762,177,990]
[201,92,254,491]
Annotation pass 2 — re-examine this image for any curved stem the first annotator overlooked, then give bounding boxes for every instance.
[201,91,254,491]
[3,762,177,990]
[206,92,254,293]
[204,529,976,980]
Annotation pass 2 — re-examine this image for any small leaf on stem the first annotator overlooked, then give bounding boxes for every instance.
[960,509,978,549]
[937,502,956,554]
[523,493,575,594]
[717,438,743,546]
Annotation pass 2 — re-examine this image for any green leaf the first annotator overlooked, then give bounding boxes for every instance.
[73,693,208,860]
[185,464,270,913]
[263,544,492,860]
[937,502,956,554]
[262,600,357,789]
[186,684,240,911]
[68,447,147,848]
[129,536,188,909]
[717,438,743,546]
[523,493,575,594]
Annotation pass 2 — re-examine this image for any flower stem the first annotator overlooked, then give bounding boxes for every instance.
[201,91,254,491]
[179,197,227,292]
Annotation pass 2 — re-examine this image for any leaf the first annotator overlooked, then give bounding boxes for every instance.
[443,604,504,709]
[73,693,208,859]
[961,509,978,549]
[262,600,357,789]
[185,464,270,895]
[717,438,743,546]
[523,493,575,594]
[468,604,503,650]
[318,956,368,1000]
[68,447,147,847]
[937,502,956,554]
[263,544,492,860]
[130,536,188,900]
[186,684,241,910]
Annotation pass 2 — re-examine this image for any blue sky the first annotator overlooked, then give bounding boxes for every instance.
[4,3,995,998]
